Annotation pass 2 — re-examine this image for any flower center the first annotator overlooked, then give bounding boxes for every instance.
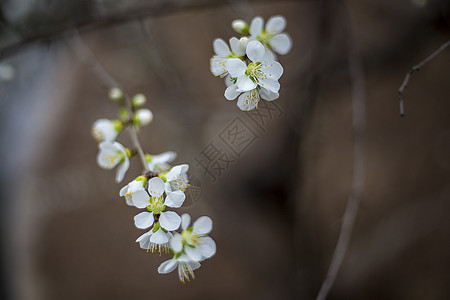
[148,196,165,214]
[104,151,124,168]
[257,30,275,47]
[171,176,189,192]
[245,62,265,83]
[181,230,200,247]
[178,262,196,283]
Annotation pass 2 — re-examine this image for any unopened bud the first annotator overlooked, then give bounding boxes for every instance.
[232,19,249,35]
[109,87,123,102]
[133,109,153,126]
[132,93,146,107]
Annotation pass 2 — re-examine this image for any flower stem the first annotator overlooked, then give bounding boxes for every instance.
[68,31,150,172]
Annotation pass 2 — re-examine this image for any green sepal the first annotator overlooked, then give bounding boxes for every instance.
[152,222,160,232]
[111,120,123,132]
[125,148,133,158]
[119,107,129,122]
[159,174,167,182]
[145,154,153,162]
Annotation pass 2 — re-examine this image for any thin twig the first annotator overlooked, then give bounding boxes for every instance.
[315,1,366,299]
[397,39,450,116]
[68,31,149,172]
[0,0,308,59]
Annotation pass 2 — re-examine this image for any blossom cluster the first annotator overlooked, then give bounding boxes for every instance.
[210,15,292,111]
[92,89,216,282]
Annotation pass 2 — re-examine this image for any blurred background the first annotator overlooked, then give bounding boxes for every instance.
[0,0,449,299]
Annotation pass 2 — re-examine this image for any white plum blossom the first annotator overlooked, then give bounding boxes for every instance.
[120,176,146,206]
[158,254,201,283]
[146,151,177,173]
[136,228,173,253]
[226,86,279,111]
[97,141,130,183]
[161,164,190,195]
[171,214,216,261]
[92,119,121,142]
[132,177,184,241]
[249,15,292,58]
[210,37,246,78]
[224,40,283,110]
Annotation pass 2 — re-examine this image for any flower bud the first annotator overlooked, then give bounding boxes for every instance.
[109,87,123,102]
[232,19,249,35]
[133,108,153,126]
[132,93,146,107]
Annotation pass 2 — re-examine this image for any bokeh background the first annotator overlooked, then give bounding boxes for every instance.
[0,0,449,299]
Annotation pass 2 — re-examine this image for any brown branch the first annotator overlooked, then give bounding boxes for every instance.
[315,1,366,299]
[397,39,450,116]
[0,0,305,59]
[68,31,149,172]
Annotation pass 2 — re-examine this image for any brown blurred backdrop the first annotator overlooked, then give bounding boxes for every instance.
[0,0,449,299]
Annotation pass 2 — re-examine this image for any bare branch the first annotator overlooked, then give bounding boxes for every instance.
[0,0,305,59]
[397,39,450,116]
[68,32,149,172]
[315,1,366,299]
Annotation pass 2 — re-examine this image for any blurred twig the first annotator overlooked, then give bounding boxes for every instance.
[315,1,366,299]
[397,39,450,116]
[0,0,306,59]
[68,32,149,172]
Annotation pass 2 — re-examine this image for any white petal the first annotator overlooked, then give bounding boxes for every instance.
[136,231,152,243]
[181,214,191,231]
[131,190,150,208]
[165,164,188,181]
[165,191,185,208]
[159,211,181,231]
[258,77,280,93]
[187,260,201,271]
[97,143,120,169]
[185,246,203,262]
[136,231,153,250]
[170,233,183,253]
[224,75,234,87]
[150,228,170,244]
[148,177,165,198]
[213,38,231,56]
[193,216,213,235]
[246,41,265,62]
[198,237,217,259]
[261,61,284,79]
[210,56,228,77]
[92,119,117,142]
[165,190,185,207]
[158,259,178,274]
[270,33,292,55]
[236,75,257,91]
[115,158,129,183]
[229,37,245,57]
[266,15,286,34]
[259,87,279,101]
[262,48,277,62]
[224,84,241,100]
[153,151,177,164]
[237,90,259,111]
[250,16,264,36]
[225,58,246,78]
[134,212,154,229]
[119,185,128,196]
